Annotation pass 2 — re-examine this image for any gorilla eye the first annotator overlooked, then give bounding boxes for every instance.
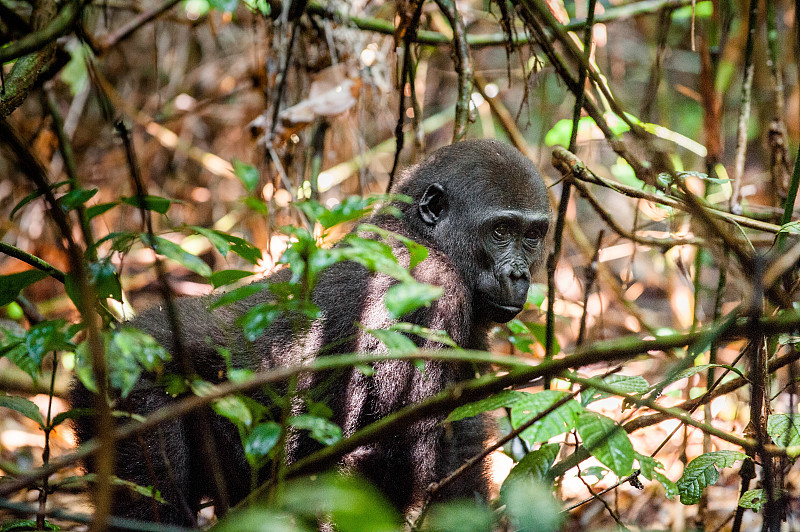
[493,223,511,239]
[525,227,546,241]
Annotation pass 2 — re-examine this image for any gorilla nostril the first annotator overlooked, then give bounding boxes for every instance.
[508,262,530,281]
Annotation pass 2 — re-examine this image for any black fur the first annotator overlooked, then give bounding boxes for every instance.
[71,139,549,525]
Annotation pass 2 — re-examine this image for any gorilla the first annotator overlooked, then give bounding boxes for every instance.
[71,138,550,526]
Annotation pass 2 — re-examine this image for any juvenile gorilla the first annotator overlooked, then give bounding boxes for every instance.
[72,139,550,525]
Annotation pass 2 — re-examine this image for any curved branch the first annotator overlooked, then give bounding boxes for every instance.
[0,242,66,283]
[0,0,87,63]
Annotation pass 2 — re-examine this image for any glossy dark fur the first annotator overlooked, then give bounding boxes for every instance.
[71,139,549,526]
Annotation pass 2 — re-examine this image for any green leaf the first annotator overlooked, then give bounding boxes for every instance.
[655,471,678,499]
[191,227,263,265]
[86,201,119,220]
[211,283,266,308]
[676,450,746,504]
[672,0,713,19]
[278,473,400,532]
[112,327,171,372]
[446,390,525,422]
[0,518,59,531]
[122,195,175,214]
[656,363,745,391]
[423,500,496,532]
[50,408,94,429]
[10,180,71,219]
[233,159,260,192]
[59,188,98,210]
[634,452,664,480]
[1,336,38,380]
[210,269,254,288]
[357,223,430,269]
[225,234,263,264]
[0,394,44,427]
[238,303,282,341]
[25,320,71,366]
[500,478,564,532]
[365,328,418,355]
[59,473,166,503]
[143,234,212,277]
[576,411,634,476]
[384,281,443,319]
[89,258,122,301]
[767,414,800,448]
[290,414,342,446]
[738,488,764,511]
[508,320,560,356]
[245,421,281,468]
[527,283,546,307]
[0,270,49,306]
[579,466,608,482]
[121,195,174,214]
[389,322,457,348]
[212,394,253,430]
[297,196,394,229]
[510,390,583,446]
[581,374,649,406]
[500,443,559,499]
[192,225,230,255]
[215,508,307,532]
[243,197,270,215]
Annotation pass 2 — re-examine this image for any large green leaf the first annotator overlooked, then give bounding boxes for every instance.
[232,159,260,191]
[122,195,175,214]
[25,320,71,366]
[290,414,342,446]
[0,270,49,306]
[446,390,526,422]
[365,329,418,355]
[510,390,583,445]
[0,394,44,427]
[211,283,266,308]
[676,450,746,504]
[210,269,254,288]
[500,443,559,499]
[576,411,634,476]
[278,473,400,532]
[143,234,212,277]
[423,501,496,532]
[767,414,800,448]
[245,421,281,468]
[384,281,443,319]
[238,302,282,341]
[59,188,98,210]
[581,374,649,406]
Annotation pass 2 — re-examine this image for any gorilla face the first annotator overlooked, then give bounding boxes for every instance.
[407,139,550,325]
[474,209,549,323]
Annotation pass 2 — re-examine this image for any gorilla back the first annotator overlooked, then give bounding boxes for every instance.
[71,138,550,526]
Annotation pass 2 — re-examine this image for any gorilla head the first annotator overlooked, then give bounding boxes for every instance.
[392,139,550,324]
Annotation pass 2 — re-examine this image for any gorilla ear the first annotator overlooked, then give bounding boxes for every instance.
[419,183,447,225]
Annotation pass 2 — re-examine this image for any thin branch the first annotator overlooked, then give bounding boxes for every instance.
[729,0,758,213]
[0,242,66,283]
[96,0,182,51]
[551,146,781,234]
[0,0,87,62]
[569,178,703,248]
[434,0,472,142]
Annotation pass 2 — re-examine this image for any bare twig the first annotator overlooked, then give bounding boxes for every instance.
[729,0,759,214]
[434,0,472,142]
[97,0,183,51]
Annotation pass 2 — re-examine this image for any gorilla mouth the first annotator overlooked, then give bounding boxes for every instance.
[486,300,524,323]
